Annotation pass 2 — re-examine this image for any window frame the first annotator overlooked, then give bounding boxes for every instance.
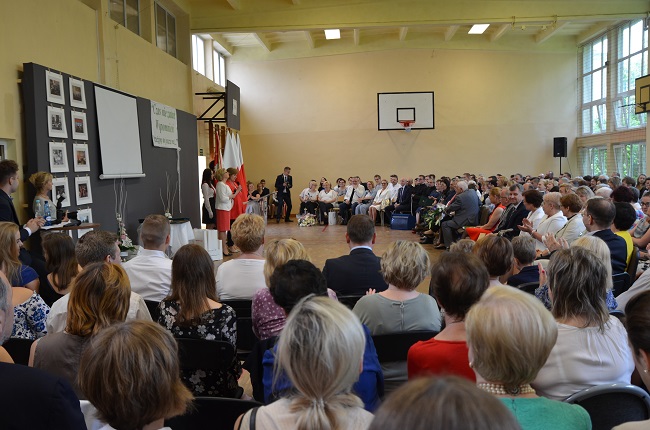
[109,0,140,35]
[155,2,177,58]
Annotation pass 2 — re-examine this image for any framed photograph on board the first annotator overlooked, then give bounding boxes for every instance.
[73,143,90,172]
[47,106,68,139]
[51,176,72,208]
[69,78,86,109]
[71,111,88,140]
[49,141,69,173]
[76,208,93,237]
[75,176,93,205]
[46,71,65,105]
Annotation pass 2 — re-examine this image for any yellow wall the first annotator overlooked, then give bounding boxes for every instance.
[229,48,578,208]
[0,0,195,216]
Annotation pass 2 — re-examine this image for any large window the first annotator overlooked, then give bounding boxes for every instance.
[213,49,226,86]
[579,146,608,176]
[192,35,206,75]
[615,20,648,130]
[155,3,176,57]
[580,35,608,135]
[614,142,647,177]
[109,0,139,35]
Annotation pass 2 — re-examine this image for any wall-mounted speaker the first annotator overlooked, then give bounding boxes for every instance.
[553,137,567,158]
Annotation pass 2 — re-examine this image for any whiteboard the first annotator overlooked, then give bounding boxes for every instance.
[94,86,145,179]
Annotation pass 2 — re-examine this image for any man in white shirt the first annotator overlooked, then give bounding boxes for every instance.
[338,176,365,225]
[386,174,402,201]
[123,214,172,302]
[46,230,151,333]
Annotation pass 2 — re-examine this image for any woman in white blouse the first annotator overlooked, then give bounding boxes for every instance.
[518,192,567,252]
[299,180,319,215]
[368,180,391,224]
[317,181,337,224]
[520,189,545,234]
[200,169,216,229]
[355,181,378,215]
[215,168,241,256]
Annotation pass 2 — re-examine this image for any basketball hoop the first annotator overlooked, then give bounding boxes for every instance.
[399,120,414,132]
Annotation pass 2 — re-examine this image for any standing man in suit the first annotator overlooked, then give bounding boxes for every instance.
[274,166,293,223]
[584,198,627,274]
[322,215,388,296]
[0,160,44,265]
[439,180,480,250]
[494,183,529,240]
[0,271,87,429]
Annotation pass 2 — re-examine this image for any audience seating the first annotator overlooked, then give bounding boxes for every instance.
[372,330,438,363]
[3,338,34,365]
[221,300,256,360]
[176,338,236,370]
[165,396,262,430]
[612,272,632,297]
[337,295,364,310]
[144,300,161,322]
[627,245,639,280]
[565,383,650,430]
[478,205,491,225]
[517,282,539,295]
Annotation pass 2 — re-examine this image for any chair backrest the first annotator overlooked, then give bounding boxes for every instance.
[337,295,364,310]
[612,272,632,297]
[565,383,650,430]
[627,245,639,280]
[478,205,491,225]
[517,282,539,295]
[165,396,262,430]
[372,331,438,363]
[144,300,161,322]
[3,338,35,365]
[176,338,236,371]
[221,300,255,359]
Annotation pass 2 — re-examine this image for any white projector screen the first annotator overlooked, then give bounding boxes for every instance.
[94,86,145,179]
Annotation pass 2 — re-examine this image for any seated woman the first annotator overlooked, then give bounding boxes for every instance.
[29,262,130,398]
[158,244,242,397]
[472,235,513,287]
[548,193,584,248]
[353,240,441,392]
[532,247,635,400]
[408,252,489,381]
[518,192,567,252]
[466,285,591,429]
[0,222,39,291]
[355,180,378,215]
[317,180,337,224]
[39,233,79,307]
[519,189,545,234]
[298,180,319,215]
[465,187,506,241]
[245,181,262,215]
[78,320,193,430]
[11,282,49,340]
[368,376,521,430]
[368,179,391,224]
[237,296,374,429]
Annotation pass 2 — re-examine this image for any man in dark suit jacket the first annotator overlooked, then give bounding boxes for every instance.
[274,166,293,223]
[322,215,388,296]
[0,160,43,265]
[0,271,86,429]
[440,180,480,249]
[584,198,628,274]
[494,183,529,240]
[507,236,540,287]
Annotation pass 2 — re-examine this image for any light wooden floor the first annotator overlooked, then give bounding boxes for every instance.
[218,220,444,294]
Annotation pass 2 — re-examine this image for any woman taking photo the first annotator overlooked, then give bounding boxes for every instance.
[245,181,262,215]
[299,180,319,215]
[317,181,337,224]
[215,168,241,256]
[158,244,241,398]
[201,168,216,229]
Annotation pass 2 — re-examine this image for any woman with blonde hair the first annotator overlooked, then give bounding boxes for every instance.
[466,285,590,429]
[29,262,130,398]
[79,320,193,430]
[29,171,67,222]
[215,168,241,256]
[0,222,39,291]
[354,240,441,392]
[237,296,373,429]
[158,244,241,397]
[532,247,634,400]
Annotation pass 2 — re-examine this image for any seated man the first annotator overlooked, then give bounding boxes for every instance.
[46,230,151,333]
[439,180,480,250]
[338,176,365,225]
[493,183,530,240]
[0,271,87,429]
[123,214,172,302]
[384,177,414,219]
[583,198,627,275]
[507,236,539,287]
[322,215,388,296]
[216,213,267,300]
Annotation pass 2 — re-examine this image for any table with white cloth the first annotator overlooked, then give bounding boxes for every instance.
[169,220,193,256]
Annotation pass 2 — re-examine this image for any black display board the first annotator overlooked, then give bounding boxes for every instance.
[22,62,200,241]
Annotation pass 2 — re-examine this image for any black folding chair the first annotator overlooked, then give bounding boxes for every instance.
[221,300,256,360]
[3,338,34,365]
[165,396,262,430]
[371,331,438,363]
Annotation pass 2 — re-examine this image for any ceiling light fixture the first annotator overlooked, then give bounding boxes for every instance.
[324,29,341,39]
[468,24,489,34]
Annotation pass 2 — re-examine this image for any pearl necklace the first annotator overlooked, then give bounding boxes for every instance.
[477,383,535,396]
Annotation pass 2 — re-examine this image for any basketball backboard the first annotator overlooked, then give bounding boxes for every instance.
[378,92,434,131]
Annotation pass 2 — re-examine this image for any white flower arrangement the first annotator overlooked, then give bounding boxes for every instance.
[298,212,318,227]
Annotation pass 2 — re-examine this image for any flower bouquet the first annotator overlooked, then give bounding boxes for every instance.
[422,203,446,230]
[297,212,318,227]
[117,214,136,253]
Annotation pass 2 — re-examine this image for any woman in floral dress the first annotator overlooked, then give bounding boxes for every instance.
[158,244,242,397]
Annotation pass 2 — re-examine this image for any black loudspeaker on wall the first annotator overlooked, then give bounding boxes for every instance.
[553,137,567,158]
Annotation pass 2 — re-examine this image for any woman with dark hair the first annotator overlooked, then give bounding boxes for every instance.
[40,233,79,306]
[408,252,489,381]
[201,168,216,230]
[465,187,507,241]
[158,244,241,398]
[520,189,544,233]
[532,247,634,400]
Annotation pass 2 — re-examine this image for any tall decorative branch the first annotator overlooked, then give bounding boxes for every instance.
[160,172,177,219]
[114,179,134,252]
